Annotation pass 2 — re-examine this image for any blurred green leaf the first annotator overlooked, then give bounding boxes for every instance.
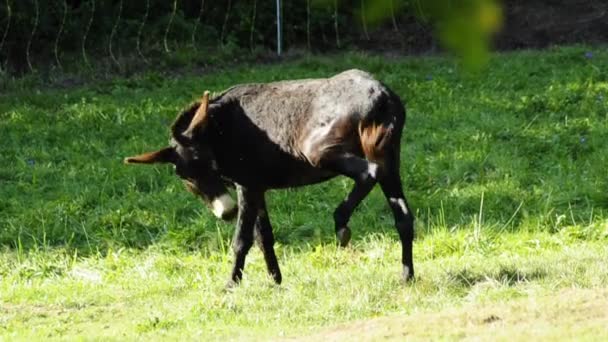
[425,0,503,70]
[349,0,504,70]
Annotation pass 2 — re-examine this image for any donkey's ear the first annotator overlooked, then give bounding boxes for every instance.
[182,91,210,139]
[124,147,176,164]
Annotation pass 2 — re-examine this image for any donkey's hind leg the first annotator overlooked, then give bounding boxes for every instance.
[319,153,379,246]
[378,150,415,281]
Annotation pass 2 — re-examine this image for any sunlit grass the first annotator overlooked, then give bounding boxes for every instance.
[1,45,607,339]
[1,229,607,339]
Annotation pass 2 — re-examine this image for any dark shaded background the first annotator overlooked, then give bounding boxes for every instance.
[0,0,606,74]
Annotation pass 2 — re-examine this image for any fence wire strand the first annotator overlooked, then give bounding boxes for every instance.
[137,0,150,63]
[221,0,232,45]
[0,0,10,55]
[26,0,39,72]
[306,0,311,51]
[361,0,369,40]
[334,0,340,48]
[390,0,399,32]
[249,0,257,52]
[109,0,123,67]
[164,0,177,54]
[82,0,95,68]
[54,0,68,69]
[191,0,205,47]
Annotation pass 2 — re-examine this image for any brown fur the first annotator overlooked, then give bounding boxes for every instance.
[183,91,210,138]
[125,69,414,285]
[123,147,174,164]
[358,121,393,166]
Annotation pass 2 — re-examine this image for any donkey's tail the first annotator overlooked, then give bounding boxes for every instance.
[358,121,394,166]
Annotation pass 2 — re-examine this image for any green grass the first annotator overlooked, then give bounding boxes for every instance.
[1,45,608,340]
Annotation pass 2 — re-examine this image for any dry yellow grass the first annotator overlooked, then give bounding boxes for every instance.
[287,288,608,341]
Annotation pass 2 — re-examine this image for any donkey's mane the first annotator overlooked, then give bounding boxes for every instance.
[170,86,239,137]
[170,102,199,137]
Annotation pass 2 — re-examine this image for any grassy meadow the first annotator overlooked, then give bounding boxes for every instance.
[1,46,607,340]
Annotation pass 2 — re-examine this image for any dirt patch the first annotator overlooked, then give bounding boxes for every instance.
[281,288,608,341]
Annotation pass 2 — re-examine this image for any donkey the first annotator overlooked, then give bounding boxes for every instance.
[124,69,414,286]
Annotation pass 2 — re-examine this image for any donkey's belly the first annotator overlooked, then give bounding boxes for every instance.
[220,154,336,190]
[268,165,337,188]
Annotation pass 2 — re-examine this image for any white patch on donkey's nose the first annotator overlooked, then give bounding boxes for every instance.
[367,162,379,179]
[212,193,236,219]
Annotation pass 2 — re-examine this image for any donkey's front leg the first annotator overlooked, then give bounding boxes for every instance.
[228,186,262,287]
[254,197,282,284]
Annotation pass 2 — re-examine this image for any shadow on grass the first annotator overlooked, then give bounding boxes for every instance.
[447,265,548,288]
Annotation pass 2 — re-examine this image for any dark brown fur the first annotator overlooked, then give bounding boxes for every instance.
[125,69,415,286]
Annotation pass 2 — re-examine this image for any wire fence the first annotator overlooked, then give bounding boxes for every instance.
[2,1,606,75]
[0,0,419,74]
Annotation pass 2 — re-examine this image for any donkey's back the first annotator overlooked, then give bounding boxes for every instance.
[211,69,405,168]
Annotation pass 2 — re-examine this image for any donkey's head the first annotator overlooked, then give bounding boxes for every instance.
[124,91,237,220]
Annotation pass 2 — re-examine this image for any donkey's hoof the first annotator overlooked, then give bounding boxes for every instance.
[224,279,240,290]
[403,265,415,282]
[337,227,351,247]
[271,272,282,285]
